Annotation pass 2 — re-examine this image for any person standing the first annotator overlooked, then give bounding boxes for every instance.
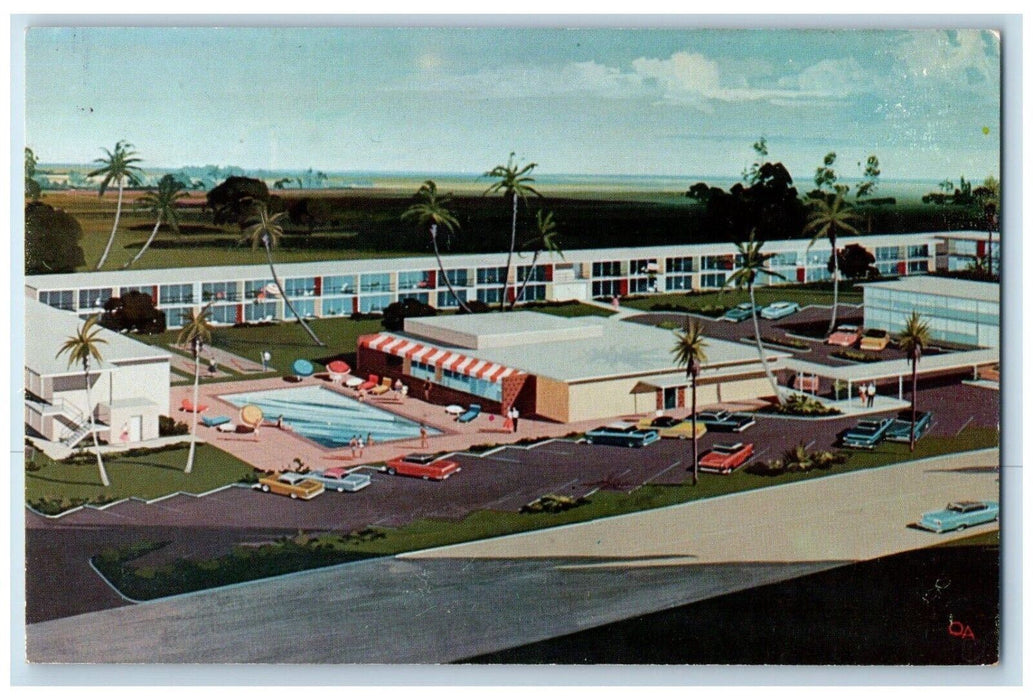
[208,356,218,375]
[349,435,358,459]
[857,383,867,408]
[423,380,432,403]
[367,432,375,448]
[510,405,520,432]
[356,436,365,459]
[419,423,428,448]
[867,381,877,408]
[261,350,271,371]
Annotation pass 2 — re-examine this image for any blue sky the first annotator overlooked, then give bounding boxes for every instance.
[25,27,1000,181]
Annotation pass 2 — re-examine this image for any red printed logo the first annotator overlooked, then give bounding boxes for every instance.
[948,620,976,640]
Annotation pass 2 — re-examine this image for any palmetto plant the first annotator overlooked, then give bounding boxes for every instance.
[484,152,542,310]
[726,230,785,405]
[56,316,110,487]
[177,303,214,474]
[401,180,472,312]
[804,194,860,334]
[242,202,325,347]
[125,174,189,268]
[898,311,932,452]
[89,140,143,270]
[780,443,814,473]
[671,320,709,486]
[512,209,563,309]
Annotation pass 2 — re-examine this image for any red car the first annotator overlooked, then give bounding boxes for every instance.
[698,442,755,474]
[826,324,862,347]
[383,453,461,480]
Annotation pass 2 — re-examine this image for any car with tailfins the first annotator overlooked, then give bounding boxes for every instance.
[916,501,998,533]
[699,442,755,474]
[722,303,759,323]
[840,417,894,449]
[256,472,325,500]
[695,410,757,433]
[383,453,461,480]
[859,328,891,352]
[827,324,863,347]
[309,467,372,492]
[635,415,707,439]
[585,424,660,448]
[885,410,933,443]
[760,301,802,320]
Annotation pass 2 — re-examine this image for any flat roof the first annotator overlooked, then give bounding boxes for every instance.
[862,277,999,303]
[783,347,998,382]
[26,299,170,376]
[385,313,780,383]
[405,312,603,349]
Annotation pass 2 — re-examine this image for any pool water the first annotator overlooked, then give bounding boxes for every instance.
[219,385,438,449]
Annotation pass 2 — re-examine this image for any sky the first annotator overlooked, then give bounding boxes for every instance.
[24,26,1001,182]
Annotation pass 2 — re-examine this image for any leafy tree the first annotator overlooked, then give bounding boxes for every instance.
[88,141,143,270]
[381,297,437,332]
[484,153,542,310]
[726,230,786,404]
[833,243,879,280]
[898,311,932,452]
[207,176,271,227]
[177,304,214,474]
[742,136,769,185]
[704,162,806,242]
[671,321,708,486]
[124,175,188,268]
[804,194,861,333]
[512,209,563,308]
[401,180,472,312]
[56,316,110,486]
[813,151,848,197]
[685,182,714,203]
[855,155,881,199]
[100,291,166,334]
[242,202,325,346]
[25,147,42,201]
[25,202,86,274]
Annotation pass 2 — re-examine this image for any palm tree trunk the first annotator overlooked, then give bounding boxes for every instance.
[750,284,783,405]
[690,373,698,486]
[500,191,518,311]
[510,250,541,309]
[95,179,124,270]
[430,224,472,312]
[264,241,325,346]
[83,362,110,487]
[124,214,162,268]
[828,236,839,334]
[910,360,918,452]
[185,354,200,474]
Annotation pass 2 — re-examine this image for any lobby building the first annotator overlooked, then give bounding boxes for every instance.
[862,277,999,348]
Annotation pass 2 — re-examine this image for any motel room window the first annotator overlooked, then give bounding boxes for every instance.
[398,291,429,305]
[805,250,829,266]
[398,271,432,290]
[284,277,317,298]
[323,297,351,316]
[202,281,239,302]
[437,290,468,308]
[166,306,196,328]
[769,251,798,266]
[908,244,929,258]
[410,360,435,383]
[359,294,391,313]
[120,285,153,298]
[209,304,237,325]
[477,288,503,305]
[907,260,928,274]
[442,269,469,287]
[79,288,112,309]
[323,275,356,295]
[701,255,729,271]
[244,279,274,299]
[360,273,391,293]
[876,246,899,261]
[520,285,546,301]
[517,265,546,282]
[285,299,315,319]
[629,259,656,275]
[40,290,75,310]
[876,262,898,276]
[666,257,693,273]
[159,283,194,305]
[628,278,651,294]
[592,279,620,298]
[477,267,507,285]
[699,273,726,288]
[666,275,692,291]
[245,301,279,322]
[591,261,621,277]
[806,267,832,282]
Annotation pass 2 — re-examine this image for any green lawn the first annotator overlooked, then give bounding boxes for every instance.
[25,443,255,507]
[620,283,864,314]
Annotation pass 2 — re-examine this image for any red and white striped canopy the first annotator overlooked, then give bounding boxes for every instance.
[360,333,524,382]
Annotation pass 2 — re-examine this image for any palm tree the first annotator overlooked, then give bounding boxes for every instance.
[804,194,860,334]
[401,180,472,313]
[511,209,564,309]
[56,316,110,487]
[124,175,189,268]
[484,152,541,310]
[727,230,786,405]
[898,311,931,452]
[242,202,325,346]
[178,304,214,474]
[88,140,143,270]
[671,321,709,486]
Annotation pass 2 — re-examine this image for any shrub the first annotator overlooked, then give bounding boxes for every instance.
[831,349,882,363]
[771,393,841,416]
[520,493,588,514]
[158,415,190,437]
[747,445,846,476]
[749,335,810,350]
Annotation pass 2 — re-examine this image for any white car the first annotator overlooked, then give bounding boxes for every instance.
[760,301,802,320]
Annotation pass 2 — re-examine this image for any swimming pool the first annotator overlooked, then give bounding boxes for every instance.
[219,385,438,449]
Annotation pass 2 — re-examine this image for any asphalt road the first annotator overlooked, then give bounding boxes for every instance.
[26,449,998,664]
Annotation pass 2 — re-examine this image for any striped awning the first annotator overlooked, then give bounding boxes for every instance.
[360,333,525,382]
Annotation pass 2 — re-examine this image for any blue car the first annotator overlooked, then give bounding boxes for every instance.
[885,411,933,443]
[695,410,757,433]
[760,301,802,320]
[585,424,660,448]
[840,417,894,449]
[722,303,758,323]
[917,501,999,533]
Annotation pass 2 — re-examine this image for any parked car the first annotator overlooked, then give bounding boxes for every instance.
[916,501,999,533]
[760,301,802,320]
[827,324,863,347]
[635,415,707,439]
[309,467,372,493]
[840,417,895,449]
[859,328,891,352]
[383,453,461,480]
[695,410,757,433]
[885,411,933,443]
[699,442,755,474]
[585,424,661,448]
[723,303,758,323]
[256,472,325,500]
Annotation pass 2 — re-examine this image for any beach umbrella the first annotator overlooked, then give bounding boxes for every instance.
[327,360,351,375]
[240,404,264,428]
[292,358,315,377]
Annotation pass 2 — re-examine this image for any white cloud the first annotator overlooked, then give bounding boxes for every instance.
[891,30,999,88]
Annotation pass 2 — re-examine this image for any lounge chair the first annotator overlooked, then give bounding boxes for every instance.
[370,377,393,395]
[201,415,231,428]
[181,398,208,413]
[458,404,482,423]
[358,374,379,392]
[216,422,238,433]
